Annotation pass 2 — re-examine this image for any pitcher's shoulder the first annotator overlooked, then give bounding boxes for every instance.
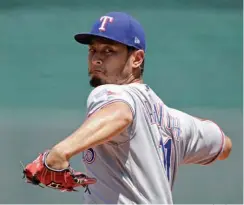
[87,84,126,100]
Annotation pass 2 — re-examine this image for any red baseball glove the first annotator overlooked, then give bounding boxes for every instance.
[21,150,96,193]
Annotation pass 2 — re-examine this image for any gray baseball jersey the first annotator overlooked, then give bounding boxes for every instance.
[82,83,225,204]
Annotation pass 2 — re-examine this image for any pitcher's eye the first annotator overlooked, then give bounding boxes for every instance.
[104,48,113,54]
[89,48,95,53]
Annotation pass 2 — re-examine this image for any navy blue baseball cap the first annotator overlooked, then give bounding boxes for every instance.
[74,12,146,52]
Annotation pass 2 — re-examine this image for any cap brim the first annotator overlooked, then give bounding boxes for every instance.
[74,33,132,47]
[74,33,118,45]
[74,33,97,45]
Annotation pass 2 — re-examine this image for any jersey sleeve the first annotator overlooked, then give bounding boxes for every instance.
[86,85,135,118]
[181,115,226,165]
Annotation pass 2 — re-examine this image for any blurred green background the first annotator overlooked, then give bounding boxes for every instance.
[0,0,242,203]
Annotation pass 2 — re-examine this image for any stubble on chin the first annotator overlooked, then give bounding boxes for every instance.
[89,76,104,87]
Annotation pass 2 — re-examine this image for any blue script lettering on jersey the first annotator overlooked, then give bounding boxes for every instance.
[144,100,181,139]
[166,114,181,139]
[144,101,173,181]
[145,101,164,127]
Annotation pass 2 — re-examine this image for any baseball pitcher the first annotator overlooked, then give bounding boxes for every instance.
[22,12,232,204]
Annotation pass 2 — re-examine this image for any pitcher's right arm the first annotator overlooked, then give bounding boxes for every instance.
[168,109,232,166]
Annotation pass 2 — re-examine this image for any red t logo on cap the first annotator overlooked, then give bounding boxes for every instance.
[99,16,114,32]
